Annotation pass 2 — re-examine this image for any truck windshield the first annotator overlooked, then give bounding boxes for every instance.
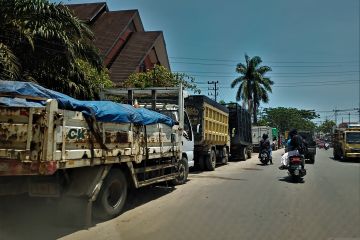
[346,132,360,143]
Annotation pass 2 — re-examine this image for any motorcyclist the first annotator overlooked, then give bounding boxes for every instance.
[279,129,304,169]
[259,133,273,164]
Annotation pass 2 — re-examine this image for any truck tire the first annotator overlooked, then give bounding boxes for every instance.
[94,169,127,220]
[239,146,247,160]
[247,149,252,159]
[205,150,216,171]
[172,157,189,185]
[222,147,229,164]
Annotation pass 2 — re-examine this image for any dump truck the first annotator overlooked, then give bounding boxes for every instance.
[185,95,229,171]
[222,103,252,160]
[333,124,360,160]
[0,81,187,221]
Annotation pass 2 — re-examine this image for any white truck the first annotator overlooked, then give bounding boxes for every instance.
[252,126,273,152]
[0,81,188,222]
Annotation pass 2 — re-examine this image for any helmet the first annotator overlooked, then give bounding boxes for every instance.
[289,129,297,138]
[262,133,268,139]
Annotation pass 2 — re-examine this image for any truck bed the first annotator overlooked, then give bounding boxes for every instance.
[185,95,229,145]
[0,100,179,176]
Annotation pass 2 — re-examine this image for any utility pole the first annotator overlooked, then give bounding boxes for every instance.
[208,81,219,102]
[334,108,338,126]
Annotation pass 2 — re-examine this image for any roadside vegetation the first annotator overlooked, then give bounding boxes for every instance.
[0,0,112,99]
[231,54,274,124]
[257,107,319,133]
[123,64,200,93]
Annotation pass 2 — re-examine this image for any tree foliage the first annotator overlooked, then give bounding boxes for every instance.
[317,120,336,134]
[123,65,200,93]
[0,0,111,99]
[231,54,273,124]
[258,107,319,134]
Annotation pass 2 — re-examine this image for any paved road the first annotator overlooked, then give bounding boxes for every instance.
[0,148,359,240]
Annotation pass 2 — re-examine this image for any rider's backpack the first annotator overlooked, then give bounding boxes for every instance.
[291,135,307,154]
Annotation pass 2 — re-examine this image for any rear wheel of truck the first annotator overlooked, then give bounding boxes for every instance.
[239,146,247,160]
[205,150,216,171]
[222,147,229,164]
[94,169,127,220]
[247,148,252,159]
[172,157,189,185]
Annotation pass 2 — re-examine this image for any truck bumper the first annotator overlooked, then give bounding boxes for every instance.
[345,153,360,159]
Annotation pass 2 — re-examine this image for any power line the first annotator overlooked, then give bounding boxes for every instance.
[174,70,360,75]
[169,56,359,64]
[195,79,357,85]
[196,81,358,88]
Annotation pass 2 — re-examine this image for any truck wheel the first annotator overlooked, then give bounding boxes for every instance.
[222,147,229,164]
[239,146,247,160]
[247,150,252,159]
[205,150,216,171]
[172,157,189,185]
[94,169,127,220]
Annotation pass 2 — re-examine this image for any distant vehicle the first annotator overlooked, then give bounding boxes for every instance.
[298,131,316,164]
[252,126,273,153]
[333,124,360,161]
[222,103,252,160]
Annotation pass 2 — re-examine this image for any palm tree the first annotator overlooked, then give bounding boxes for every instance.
[0,0,109,99]
[231,54,273,124]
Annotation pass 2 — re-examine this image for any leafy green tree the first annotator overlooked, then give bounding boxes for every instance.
[317,120,336,134]
[123,65,200,93]
[231,54,273,124]
[260,107,319,134]
[0,0,111,99]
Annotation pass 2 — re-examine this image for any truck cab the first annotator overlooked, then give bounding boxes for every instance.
[333,125,360,160]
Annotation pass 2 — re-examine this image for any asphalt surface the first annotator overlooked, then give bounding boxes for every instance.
[0,148,359,240]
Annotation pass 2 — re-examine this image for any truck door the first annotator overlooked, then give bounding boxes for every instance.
[183,111,194,167]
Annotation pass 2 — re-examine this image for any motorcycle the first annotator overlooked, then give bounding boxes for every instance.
[288,155,306,181]
[324,142,330,150]
[259,149,270,165]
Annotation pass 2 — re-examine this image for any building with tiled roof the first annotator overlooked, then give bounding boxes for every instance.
[66,2,170,86]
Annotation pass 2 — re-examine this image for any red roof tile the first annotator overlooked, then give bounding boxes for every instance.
[109,31,163,85]
[91,10,138,57]
[66,2,107,22]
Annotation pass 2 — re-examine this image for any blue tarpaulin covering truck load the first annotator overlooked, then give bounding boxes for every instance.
[0,80,175,126]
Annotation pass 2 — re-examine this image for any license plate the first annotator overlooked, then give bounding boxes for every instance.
[294,169,299,175]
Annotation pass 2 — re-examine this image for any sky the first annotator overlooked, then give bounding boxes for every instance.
[58,0,359,124]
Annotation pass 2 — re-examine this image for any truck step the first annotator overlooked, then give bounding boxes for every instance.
[134,163,176,174]
[137,173,177,188]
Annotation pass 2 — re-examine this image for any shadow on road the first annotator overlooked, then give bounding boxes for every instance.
[189,175,247,181]
[329,156,360,164]
[278,176,305,184]
[0,184,177,240]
